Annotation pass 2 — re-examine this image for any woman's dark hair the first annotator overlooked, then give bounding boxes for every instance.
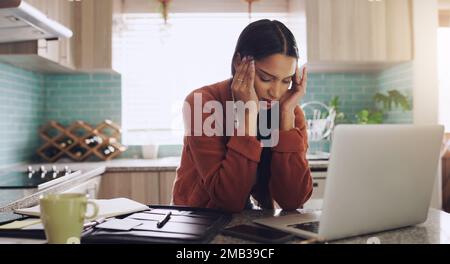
[231,19,299,76]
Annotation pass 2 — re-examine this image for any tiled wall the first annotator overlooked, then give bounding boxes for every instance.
[0,63,45,168]
[376,63,413,124]
[0,66,124,166]
[303,73,377,123]
[44,73,122,126]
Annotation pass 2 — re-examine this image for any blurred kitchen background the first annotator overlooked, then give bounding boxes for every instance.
[0,0,449,211]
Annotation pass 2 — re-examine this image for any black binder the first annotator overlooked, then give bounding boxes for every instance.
[81,205,231,244]
[0,205,231,244]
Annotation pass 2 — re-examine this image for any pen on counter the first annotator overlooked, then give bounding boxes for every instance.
[156,211,172,228]
[83,217,106,231]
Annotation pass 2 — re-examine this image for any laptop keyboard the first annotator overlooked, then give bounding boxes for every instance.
[288,221,320,233]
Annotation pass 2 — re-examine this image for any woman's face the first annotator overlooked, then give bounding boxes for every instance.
[254,53,297,107]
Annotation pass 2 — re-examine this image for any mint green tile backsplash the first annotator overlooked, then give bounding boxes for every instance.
[44,73,121,126]
[0,63,45,167]
[303,73,377,123]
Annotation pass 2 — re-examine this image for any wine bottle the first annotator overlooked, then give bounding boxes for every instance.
[102,145,116,156]
[59,138,74,148]
[84,135,103,147]
[71,146,86,157]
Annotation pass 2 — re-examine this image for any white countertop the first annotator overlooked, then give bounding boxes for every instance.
[0,166,105,213]
[21,157,329,172]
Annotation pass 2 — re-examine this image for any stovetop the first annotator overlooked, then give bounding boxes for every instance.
[0,165,81,189]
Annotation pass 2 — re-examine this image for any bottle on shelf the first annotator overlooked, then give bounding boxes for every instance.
[70,145,87,158]
[101,145,116,157]
[84,135,103,148]
[38,120,125,162]
[57,137,74,148]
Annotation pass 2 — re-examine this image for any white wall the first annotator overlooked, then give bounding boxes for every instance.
[413,0,439,126]
[412,0,441,209]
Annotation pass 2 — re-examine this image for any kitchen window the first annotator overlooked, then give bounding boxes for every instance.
[113,12,290,145]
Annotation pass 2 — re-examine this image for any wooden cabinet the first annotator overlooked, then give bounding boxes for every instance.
[440,10,450,27]
[305,0,413,63]
[72,0,113,70]
[384,0,413,62]
[36,0,75,69]
[5,0,74,68]
[0,0,113,72]
[98,171,176,206]
[159,172,177,205]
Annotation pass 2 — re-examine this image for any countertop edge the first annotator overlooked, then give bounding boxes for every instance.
[18,158,328,173]
[104,166,179,172]
[0,166,106,213]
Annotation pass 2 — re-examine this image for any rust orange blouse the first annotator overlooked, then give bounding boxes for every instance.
[173,79,313,213]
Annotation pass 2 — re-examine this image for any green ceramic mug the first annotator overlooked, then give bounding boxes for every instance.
[40,193,99,244]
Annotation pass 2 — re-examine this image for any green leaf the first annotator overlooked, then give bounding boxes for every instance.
[369,111,384,124]
[356,109,384,124]
[327,96,348,124]
[374,90,411,112]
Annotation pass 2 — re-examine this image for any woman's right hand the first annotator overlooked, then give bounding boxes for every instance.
[231,56,259,108]
[231,56,259,136]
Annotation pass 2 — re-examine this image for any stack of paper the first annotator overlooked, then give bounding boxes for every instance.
[12,198,149,218]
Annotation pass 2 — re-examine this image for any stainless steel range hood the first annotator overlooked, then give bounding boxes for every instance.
[0,0,72,43]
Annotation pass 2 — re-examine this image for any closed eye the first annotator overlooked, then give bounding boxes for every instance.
[259,76,271,82]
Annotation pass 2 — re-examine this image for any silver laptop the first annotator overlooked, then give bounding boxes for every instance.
[254,125,444,241]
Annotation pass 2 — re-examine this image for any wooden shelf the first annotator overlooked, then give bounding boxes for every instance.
[38,120,127,162]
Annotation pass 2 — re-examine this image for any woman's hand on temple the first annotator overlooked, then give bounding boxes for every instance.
[231,56,259,110]
[279,66,308,131]
[231,55,259,136]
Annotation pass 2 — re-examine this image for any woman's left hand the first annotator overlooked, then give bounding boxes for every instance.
[279,67,307,130]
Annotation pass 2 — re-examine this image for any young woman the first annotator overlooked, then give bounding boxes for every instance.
[173,19,312,213]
